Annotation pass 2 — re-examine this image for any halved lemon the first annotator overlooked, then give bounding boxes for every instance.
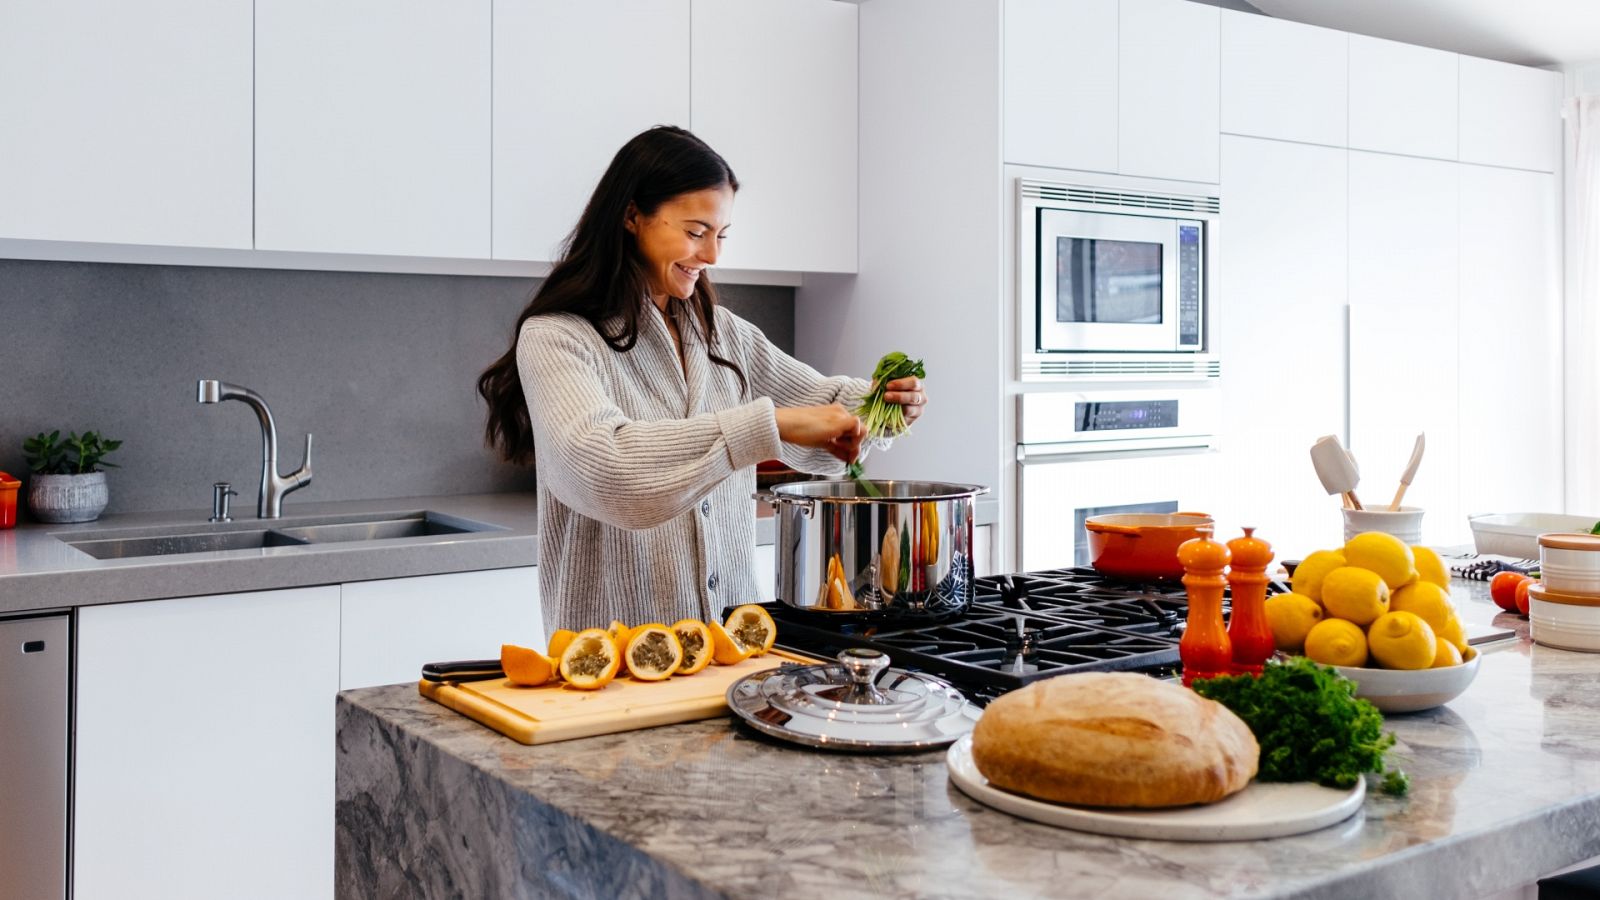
[671,618,714,675]
[558,628,621,690]
[708,618,755,665]
[501,643,556,687]
[547,628,578,660]
[724,604,777,656]
[624,624,684,681]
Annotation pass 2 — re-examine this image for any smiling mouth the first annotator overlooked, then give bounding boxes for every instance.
[675,264,701,279]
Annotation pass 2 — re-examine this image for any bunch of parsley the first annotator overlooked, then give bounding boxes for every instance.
[1193,656,1409,795]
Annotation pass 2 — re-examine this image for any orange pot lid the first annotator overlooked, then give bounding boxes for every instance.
[0,471,18,489]
[1538,533,1600,552]
[1528,582,1600,607]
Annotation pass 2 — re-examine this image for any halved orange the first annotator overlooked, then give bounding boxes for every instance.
[671,618,714,675]
[547,628,578,660]
[725,605,777,656]
[501,643,556,686]
[557,628,621,690]
[708,618,756,665]
[624,624,684,682]
[606,619,634,673]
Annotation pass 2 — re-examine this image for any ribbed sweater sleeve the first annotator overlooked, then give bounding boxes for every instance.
[720,309,870,475]
[517,316,782,530]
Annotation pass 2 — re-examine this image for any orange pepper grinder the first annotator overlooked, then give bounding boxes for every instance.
[1178,532,1232,687]
[1226,527,1276,676]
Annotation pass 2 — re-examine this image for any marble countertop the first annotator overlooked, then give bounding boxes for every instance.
[0,492,543,614]
[335,577,1600,899]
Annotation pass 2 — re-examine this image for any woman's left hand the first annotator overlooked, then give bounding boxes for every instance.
[881,376,927,425]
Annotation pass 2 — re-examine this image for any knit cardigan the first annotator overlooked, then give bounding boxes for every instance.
[516,299,868,635]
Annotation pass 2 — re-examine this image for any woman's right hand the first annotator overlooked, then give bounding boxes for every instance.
[775,404,866,464]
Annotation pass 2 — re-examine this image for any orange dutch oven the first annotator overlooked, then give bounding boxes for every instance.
[1084,513,1215,580]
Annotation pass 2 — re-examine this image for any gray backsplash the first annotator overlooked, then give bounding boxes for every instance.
[0,259,794,519]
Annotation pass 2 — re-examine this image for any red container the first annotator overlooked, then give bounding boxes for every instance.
[0,471,19,529]
[1084,512,1215,580]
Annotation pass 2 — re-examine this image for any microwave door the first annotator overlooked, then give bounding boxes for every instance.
[1016,446,1220,572]
[1037,209,1176,354]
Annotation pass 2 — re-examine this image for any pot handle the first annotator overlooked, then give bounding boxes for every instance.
[1086,522,1143,537]
[753,491,816,518]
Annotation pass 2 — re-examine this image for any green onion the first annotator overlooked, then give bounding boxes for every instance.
[844,351,926,498]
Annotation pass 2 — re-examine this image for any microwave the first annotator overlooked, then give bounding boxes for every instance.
[1018,179,1221,380]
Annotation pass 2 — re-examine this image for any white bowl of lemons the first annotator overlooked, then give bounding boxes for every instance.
[1268,534,1479,714]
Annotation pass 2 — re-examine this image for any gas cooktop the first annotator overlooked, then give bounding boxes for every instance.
[746,565,1287,704]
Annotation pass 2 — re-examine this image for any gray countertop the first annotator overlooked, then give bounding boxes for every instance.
[334,578,1600,899]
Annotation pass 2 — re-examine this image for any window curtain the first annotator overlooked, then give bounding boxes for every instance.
[1567,94,1600,514]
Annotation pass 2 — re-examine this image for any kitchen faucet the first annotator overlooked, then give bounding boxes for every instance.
[196,380,313,518]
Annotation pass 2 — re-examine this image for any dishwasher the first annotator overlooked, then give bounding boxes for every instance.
[1,612,70,900]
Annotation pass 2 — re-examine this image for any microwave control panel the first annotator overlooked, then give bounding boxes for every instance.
[1178,224,1201,347]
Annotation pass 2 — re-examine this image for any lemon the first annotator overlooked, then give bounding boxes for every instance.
[1411,545,1451,589]
[1437,613,1468,652]
[1320,566,1392,626]
[1291,549,1346,602]
[1304,618,1369,668]
[1368,611,1437,670]
[1343,532,1416,590]
[1431,637,1463,668]
[1265,592,1325,652]
[1390,581,1454,633]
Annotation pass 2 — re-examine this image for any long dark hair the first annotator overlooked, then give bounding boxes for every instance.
[478,125,744,465]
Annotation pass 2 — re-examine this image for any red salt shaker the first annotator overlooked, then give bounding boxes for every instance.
[1226,527,1276,676]
[1178,532,1232,687]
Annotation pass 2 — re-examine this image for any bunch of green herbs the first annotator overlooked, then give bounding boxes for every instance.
[844,352,926,495]
[1192,656,1409,795]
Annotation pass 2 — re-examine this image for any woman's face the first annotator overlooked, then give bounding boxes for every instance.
[626,185,733,303]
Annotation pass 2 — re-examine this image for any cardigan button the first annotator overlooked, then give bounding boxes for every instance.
[701,498,712,517]
[707,573,719,591]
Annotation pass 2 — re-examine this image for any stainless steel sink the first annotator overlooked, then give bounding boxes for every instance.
[60,511,499,559]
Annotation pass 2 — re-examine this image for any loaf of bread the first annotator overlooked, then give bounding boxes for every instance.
[971,672,1259,808]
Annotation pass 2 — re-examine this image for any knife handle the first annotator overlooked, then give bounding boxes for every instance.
[421,659,505,683]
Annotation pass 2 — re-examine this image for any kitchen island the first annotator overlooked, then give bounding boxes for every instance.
[335,580,1600,899]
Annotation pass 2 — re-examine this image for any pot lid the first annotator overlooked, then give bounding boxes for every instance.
[1538,533,1600,552]
[726,648,980,751]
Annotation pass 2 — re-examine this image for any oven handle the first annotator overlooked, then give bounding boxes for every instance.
[1015,441,1217,464]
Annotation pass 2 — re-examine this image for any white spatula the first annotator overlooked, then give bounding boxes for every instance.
[1388,433,1426,511]
[1310,435,1363,510]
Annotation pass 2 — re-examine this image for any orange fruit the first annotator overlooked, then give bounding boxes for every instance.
[558,628,621,690]
[724,604,778,656]
[607,619,634,673]
[671,618,714,675]
[708,618,756,665]
[501,643,556,687]
[624,624,684,681]
[547,628,578,660]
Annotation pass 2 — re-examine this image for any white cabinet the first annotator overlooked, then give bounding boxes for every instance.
[340,566,543,689]
[1348,151,1463,545]
[255,0,491,258]
[1349,34,1458,161]
[1215,136,1348,558]
[1458,165,1563,516]
[1003,0,1118,174]
[1119,0,1220,183]
[690,0,857,273]
[75,587,340,900]
[493,0,690,262]
[1459,57,1563,173]
[0,0,252,248]
[1220,11,1347,148]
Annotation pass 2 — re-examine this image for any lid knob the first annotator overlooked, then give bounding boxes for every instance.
[836,648,895,705]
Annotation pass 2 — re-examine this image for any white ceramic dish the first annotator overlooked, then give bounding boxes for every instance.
[1529,592,1600,653]
[946,734,1364,841]
[1468,513,1598,559]
[1332,647,1480,714]
[1539,533,1600,595]
[1342,506,1423,544]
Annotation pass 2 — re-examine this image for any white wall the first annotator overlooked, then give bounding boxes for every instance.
[1562,60,1600,515]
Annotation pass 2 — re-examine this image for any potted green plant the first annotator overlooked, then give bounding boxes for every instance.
[23,430,122,523]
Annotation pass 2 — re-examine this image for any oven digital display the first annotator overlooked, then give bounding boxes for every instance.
[1074,400,1179,432]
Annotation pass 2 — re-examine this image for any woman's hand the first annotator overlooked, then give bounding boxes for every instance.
[880,376,928,426]
[775,404,866,464]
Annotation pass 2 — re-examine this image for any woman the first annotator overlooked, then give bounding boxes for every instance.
[479,126,926,634]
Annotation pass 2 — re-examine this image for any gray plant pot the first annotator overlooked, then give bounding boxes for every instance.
[29,472,110,523]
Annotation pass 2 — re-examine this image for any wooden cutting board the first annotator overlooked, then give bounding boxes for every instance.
[418,649,816,745]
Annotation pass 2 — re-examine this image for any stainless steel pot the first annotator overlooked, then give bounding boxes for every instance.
[757,479,989,620]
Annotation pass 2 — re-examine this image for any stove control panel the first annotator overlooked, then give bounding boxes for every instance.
[1075,399,1179,432]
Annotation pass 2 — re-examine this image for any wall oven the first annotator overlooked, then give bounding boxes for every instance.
[1016,388,1220,572]
[1018,179,1221,381]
